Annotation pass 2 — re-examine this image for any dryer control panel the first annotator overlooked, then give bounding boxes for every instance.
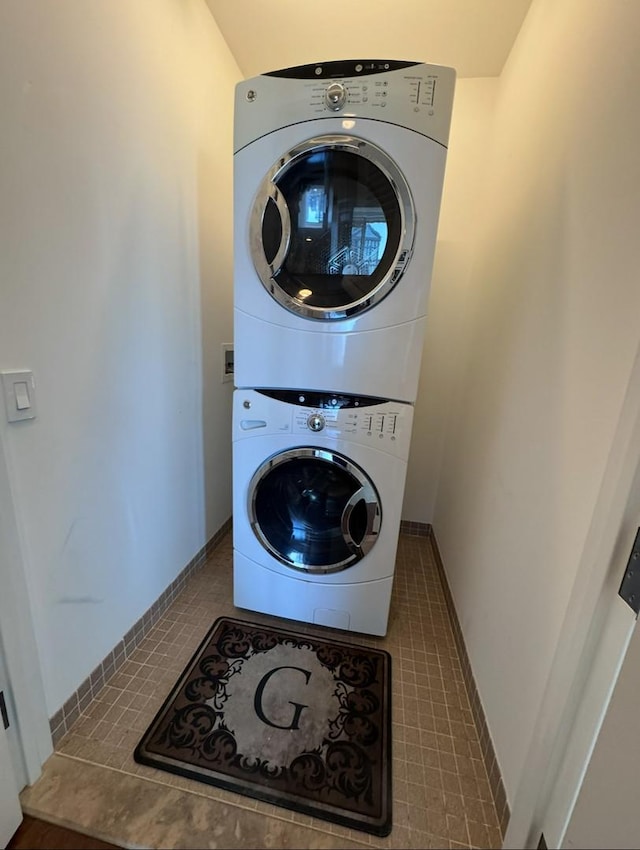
[234,60,456,152]
[306,72,439,116]
[233,388,413,460]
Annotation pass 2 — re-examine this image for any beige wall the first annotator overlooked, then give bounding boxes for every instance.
[0,0,241,715]
[431,0,640,800]
[404,77,498,521]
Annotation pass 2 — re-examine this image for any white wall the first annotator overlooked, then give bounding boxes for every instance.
[563,615,640,849]
[403,77,498,521]
[0,434,52,784]
[431,0,640,802]
[0,0,241,716]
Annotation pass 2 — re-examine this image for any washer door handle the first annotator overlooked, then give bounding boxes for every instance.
[341,488,381,556]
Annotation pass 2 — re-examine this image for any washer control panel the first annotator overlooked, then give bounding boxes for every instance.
[234,389,413,459]
[292,402,402,442]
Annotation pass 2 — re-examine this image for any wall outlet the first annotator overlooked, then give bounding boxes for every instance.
[222,344,234,383]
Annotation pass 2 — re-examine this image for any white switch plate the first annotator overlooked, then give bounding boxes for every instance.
[1,371,36,422]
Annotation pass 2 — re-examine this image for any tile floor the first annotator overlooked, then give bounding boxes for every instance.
[20,532,503,849]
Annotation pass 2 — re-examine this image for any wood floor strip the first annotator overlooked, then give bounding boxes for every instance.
[7,815,120,849]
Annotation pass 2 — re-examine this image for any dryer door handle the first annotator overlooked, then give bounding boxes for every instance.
[341,488,381,557]
[266,187,291,277]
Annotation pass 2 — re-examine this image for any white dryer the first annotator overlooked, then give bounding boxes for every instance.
[232,388,413,636]
[234,59,455,403]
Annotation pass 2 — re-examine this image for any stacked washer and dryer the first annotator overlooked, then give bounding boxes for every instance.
[232,60,455,636]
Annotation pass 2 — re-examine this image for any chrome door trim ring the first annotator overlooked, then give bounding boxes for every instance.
[265,186,291,276]
[249,135,416,321]
[247,446,382,574]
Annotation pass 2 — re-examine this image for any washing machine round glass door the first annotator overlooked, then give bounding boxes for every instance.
[250,135,415,320]
[248,447,382,573]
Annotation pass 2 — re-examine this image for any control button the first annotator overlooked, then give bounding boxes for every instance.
[307,413,325,432]
[325,82,347,111]
[298,395,305,403]
[355,64,363,73]
[243,400,251,409]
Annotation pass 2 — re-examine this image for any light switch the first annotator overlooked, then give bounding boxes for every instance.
[14,382,30,410]
[1,371,36,422]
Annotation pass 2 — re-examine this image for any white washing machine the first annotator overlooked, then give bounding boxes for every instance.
[232,388,413,636]
[234,59,456,403]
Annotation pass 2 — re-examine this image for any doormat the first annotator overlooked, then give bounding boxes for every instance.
[134,616,392,836]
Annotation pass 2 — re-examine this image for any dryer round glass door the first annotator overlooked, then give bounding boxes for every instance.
[250,135,415,320]
[248,447,382,573]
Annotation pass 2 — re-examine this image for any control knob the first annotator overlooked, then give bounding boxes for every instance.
[307,413,325,432]
[325,83,347,111]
